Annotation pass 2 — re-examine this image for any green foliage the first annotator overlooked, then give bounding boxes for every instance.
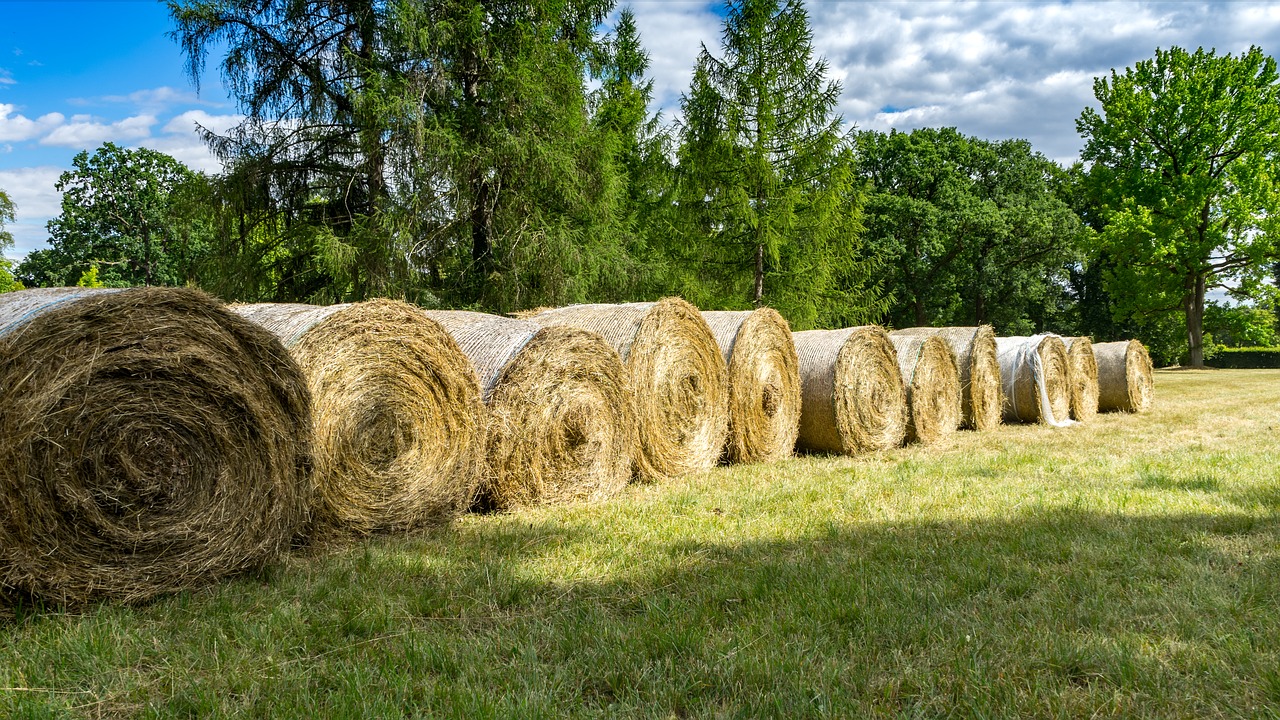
[76,265,105,289]
[1079,45,1280,366]
[857,128,1085,333]
[15,143,209,288]
[672,0,880,329]
[1203,301,1279,348]
[0,189,20,293]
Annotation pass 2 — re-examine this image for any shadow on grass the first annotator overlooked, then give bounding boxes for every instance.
[3,505,1280,718]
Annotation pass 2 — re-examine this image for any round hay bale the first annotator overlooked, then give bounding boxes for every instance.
[793,326,908,455]
[1094,340,1155,413]
[701,309,801,464]
[0,287,312,605]
[421,310,636,510]
[995,335,1072,425]
[522,299,729,480]
[890,326,1002,431]
[887,334,962,444]
[234,300,485,537]
[1064,337,1100,421]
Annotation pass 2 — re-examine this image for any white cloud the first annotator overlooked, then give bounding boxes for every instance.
[615,1,724,122]
[0,166,64,258]
[146,110,244,173]
[0,69,14,86]
[0,104,64,142]
[40,113,156,148]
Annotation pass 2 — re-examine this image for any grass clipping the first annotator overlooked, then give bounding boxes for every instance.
[235,300,484,537]
[793,326,908,455]
[701,309,801,464]
[1094,340,1155,413]
[891,326,1002,431]
[0,287,312,605]
[422,310,636,510]
[995,335,1072,426]
[1064,337,1100,421]
[887,333,962,444]
[522,299,728,480]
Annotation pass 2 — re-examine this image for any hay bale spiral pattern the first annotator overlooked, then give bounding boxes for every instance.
[891,326,1002,431]
[523,299,729,480]
[793,326,908,455]
[888,333,962,444]
[235,300,484,536]
[1064,337,1100,421]
[701,309,801,464]
[0,287,312,604]
[423,310,636,509]
[1094,340,1155,413]
[995,335,1072,425]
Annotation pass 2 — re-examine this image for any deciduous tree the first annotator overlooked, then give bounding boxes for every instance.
[1078,45,1280,367]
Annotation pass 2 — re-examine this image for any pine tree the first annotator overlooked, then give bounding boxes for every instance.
[673,0,880,328]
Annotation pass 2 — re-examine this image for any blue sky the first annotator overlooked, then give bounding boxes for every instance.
[5,1,1280,262]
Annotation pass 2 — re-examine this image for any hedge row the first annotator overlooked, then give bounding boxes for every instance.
[1206,347,1280,369]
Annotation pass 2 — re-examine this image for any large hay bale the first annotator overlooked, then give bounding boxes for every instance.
[701,309,801,464]
[793,326,908,454]
[234,300,484,536]
[0,287,312,605]
[891,326,1002,431]
[995,335,1073,426]
[887,334,962,444]
[1064,337,1100,421]
[1094,340,1155,413]
[421,310,636,509]
[522,299,729,480]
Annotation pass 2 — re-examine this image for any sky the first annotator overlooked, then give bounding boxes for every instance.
[3,0,1280,262]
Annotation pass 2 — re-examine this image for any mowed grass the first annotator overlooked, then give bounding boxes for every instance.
[3,370,1280,719]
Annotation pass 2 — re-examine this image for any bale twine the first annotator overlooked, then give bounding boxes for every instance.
[0,287,312,605]
[234,300,484,537]
[792,326,908,455]
[1064,337,1100,421]
[522,299,729,480]
[887,334,962,444]
[891,326,1002,431]
[995,335,1073,426]
[1094,340,1155,413]
[701,309,801,464]
[421,310,635,510]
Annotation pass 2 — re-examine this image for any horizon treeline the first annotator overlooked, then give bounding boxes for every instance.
[5,0,1280,367]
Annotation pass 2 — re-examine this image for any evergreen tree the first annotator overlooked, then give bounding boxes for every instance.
[674,0,879,328]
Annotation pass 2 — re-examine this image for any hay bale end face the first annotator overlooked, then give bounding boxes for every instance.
[701,309,801,464]
[793,326,908,455]
[1094,340,1155,413]
[0,287,312,605]
[891,326,1002,431]
[423,310,636,510]
[995,335,1072,425]
[235,300,485,537]
[1064,337,1100,421]
[888,333,962,444]
[524,299,729,480]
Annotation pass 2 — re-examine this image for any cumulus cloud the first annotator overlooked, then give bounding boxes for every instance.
[40,113,156,148]
[0,104,64,142]
[0,166,64,258]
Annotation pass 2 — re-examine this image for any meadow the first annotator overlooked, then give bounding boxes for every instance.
[3,369,1278,719]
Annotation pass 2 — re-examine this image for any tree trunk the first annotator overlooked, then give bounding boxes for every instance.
[753,241,764,307]
[1184,272,1207,368]
[471,175,492,272]
[913,295,927,326]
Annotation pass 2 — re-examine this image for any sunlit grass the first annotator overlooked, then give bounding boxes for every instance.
[2,370,1279,718]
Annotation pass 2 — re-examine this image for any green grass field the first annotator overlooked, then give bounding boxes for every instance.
[3,370,1279,718]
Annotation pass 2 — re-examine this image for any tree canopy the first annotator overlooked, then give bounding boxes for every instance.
[0,189,20,293]
[1078,45,1280,366]
[17,143,208,289]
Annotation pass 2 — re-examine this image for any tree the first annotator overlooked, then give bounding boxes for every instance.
[390,0,636,311]
[856,128,1084,333]
[17,143,209,288]
[673,0,878,328]
[1078,45,1280,367]
[0,189,21,293]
